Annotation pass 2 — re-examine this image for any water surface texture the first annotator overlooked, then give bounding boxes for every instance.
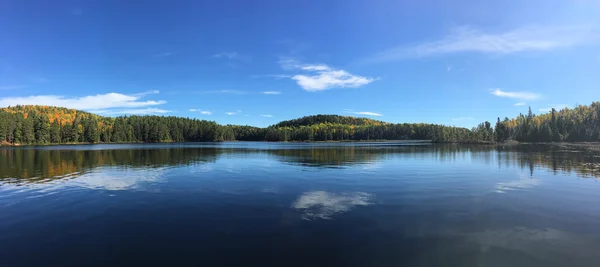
[2,142,600,267]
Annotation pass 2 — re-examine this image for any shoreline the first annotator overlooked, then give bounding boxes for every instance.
[2,140,600,150]
[515,142,600,152]
[0,139,433,147]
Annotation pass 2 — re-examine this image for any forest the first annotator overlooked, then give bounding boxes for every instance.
[1,102,600,145]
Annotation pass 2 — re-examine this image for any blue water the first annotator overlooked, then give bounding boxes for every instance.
[1,142,600,266]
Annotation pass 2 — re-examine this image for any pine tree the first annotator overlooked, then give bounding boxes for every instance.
[85,118,99,143]
[34,114,50,144]
[50,120,62,143]
[21,117,35,144]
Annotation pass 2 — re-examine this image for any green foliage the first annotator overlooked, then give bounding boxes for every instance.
[494,103,600,142]
[49,120,61,143]
[274,114,387,127]
[2,102,600,145]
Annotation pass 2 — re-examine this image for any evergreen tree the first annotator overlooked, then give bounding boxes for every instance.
[85,118,100,143]
[34,115,50,144]
[50,120,62,143]
[21,117,35,144]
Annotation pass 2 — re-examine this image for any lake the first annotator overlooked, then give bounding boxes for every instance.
[1,142,600,267]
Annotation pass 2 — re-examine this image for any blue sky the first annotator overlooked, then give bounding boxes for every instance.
[1,0,599,128]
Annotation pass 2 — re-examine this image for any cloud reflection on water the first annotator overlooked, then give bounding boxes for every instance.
[495,173,541,193]
[71,167,167,191]
[292,191,373,220]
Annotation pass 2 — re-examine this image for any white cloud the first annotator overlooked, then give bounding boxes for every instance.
[189,109,212,115]
[96,108,171,115]
[0,90,166,110]
[352,111,383,117]
[491,89,540,100]
[225,110,241,115]
[539,104,570,112]
[292,191,373,220]
[212,52,238,59]
[343,109,383,117]
[292,70,374,91]
[368,25,598,62]
[514,102,527,106]
[260,114,273,117]
[263,91,282,95]
[452,117,475,121]
[300,64,330,71]
[280,59,376,91]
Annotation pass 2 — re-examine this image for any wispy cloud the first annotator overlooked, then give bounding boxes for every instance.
[226,110,242,115]
[367,25,598,62]
[0,85,29,90]
[30,76,49,83]
[343,109,383,117]
[278,39,313,55]
[0,90,166,111]
[134,90,161,97]
[353,111,383,117]
[251,74,291,79]
[514,102,527,106]
[189,109,212,115]
[154,52,173,57]
[220,89,245,94]
[194,89,247,95]
[95,108,171,115]
[212,52,238,59]
[539,104,570,112]
[260,114,273,117]
[452,117,475,121]
[262,91,282,95]
[279,59,376,91]
[491,89,540,100]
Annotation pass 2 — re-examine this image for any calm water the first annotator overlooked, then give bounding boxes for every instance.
[2,142,600,267]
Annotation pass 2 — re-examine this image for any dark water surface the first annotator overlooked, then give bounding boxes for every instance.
[2,142,600,267]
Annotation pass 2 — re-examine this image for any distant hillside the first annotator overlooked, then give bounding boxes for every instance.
[3,101,600,145]
[2,105,106,125]
[2,105,471,145]
[0,105,220,145]
[273,114,388,128]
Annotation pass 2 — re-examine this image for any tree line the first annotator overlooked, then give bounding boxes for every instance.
[494,104,600,142]
[1,102,600,145]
